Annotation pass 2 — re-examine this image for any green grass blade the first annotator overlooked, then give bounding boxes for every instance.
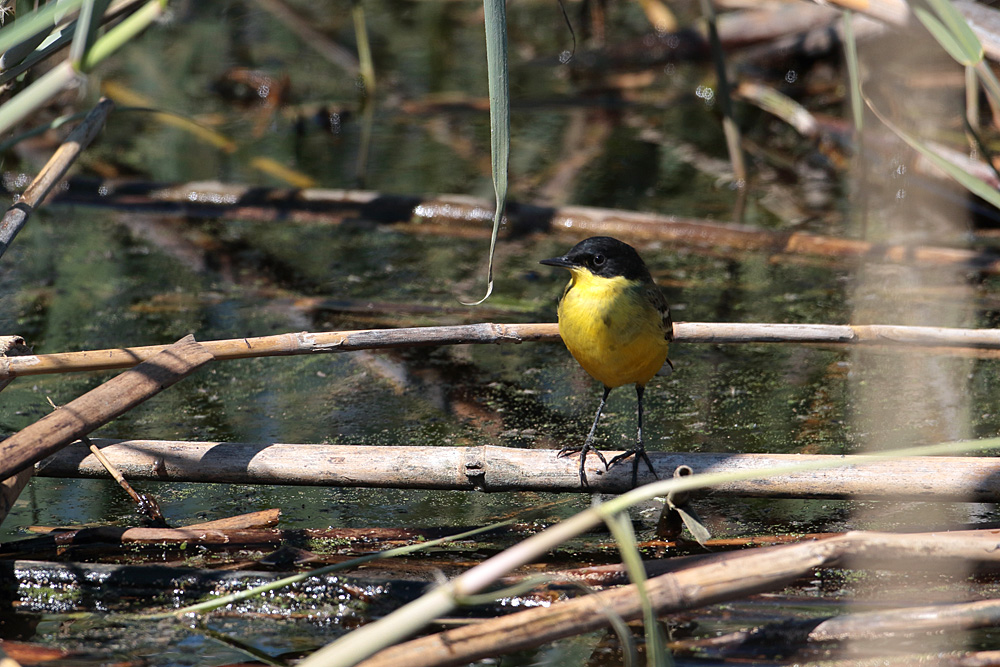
[915,7,975,66]
[925,0,983,62]
[0,0,84,57]
[0,109,87,152]
[68,0,95,64]
[352,0,374,97]
[352,0,374,185]
[464,0,509,305]
[80,0,164,71]
[69,0,111,66]
[0,18,75,84]
[0,60,78,135]
[606,511,672,667]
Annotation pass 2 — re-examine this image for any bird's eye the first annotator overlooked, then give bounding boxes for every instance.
[592,254,606,267]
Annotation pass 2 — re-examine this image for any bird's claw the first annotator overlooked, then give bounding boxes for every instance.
[608,448,658,488]
[558,444,608,488]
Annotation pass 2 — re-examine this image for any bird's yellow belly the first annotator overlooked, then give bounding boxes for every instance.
[557,274,669,388]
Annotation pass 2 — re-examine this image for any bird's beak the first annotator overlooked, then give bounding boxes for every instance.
[539,255,575,269]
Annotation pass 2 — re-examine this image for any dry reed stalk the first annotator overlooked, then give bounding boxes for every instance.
[0,324,555,379]
[35,439,1000,501]
[8,321,1000,380]
[0,335,213,480]
[354,530,1000,667]
[48,180,1000,273]
[0,336,36,527]
[0,98,114,259]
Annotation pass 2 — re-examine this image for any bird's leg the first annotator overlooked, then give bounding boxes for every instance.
[608,384,659,487]
[558,386,611,487]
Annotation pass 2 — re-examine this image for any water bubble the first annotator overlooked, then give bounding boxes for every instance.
[558,50,572,64]
[785,70,797,84]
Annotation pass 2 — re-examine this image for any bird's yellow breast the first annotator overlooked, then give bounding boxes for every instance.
[557,268,669,388]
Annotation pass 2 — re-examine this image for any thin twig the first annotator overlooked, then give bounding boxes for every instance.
[81,435,166,526]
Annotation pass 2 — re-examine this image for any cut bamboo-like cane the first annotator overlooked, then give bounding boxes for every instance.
[0,324,555,379]
[8,321,1000,380]
[0,98,114,259]
[0,336,214,480]
[352,530,1000,667]
[35,440,1000,501]
[49,180,1000,273]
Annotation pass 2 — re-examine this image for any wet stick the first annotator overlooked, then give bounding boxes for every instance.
[45,182,1000,272]
[0,335,214,480]
[79,435,166,526]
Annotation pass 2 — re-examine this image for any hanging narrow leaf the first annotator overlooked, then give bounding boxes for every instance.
[915,6,976,66]
[924,0,983,63]
[463,0,509,305]
[864,87,1000,210]
[843,11,863,132]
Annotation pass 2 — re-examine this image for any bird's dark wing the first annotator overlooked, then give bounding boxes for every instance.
[645,283,673,341]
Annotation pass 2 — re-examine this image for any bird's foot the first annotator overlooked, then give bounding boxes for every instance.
[557,444,608,488]
[608,447,658,488]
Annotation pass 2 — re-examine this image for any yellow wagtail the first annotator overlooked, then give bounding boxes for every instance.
[540,236,673,488]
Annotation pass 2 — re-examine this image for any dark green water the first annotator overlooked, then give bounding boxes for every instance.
[1,1,999,664]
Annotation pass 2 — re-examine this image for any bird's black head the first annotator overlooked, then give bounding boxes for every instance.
[540,236,652,281]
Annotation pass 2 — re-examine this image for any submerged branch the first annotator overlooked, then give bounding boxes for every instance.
[36,439,1000,501]
[47,180,1000,273]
